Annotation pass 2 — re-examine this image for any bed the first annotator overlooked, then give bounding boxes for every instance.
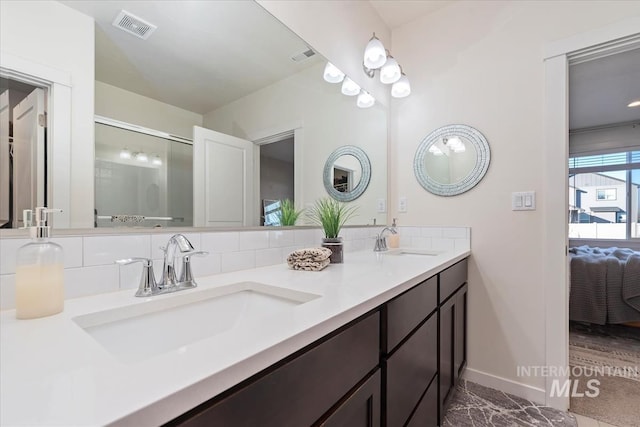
[569,245,640,325]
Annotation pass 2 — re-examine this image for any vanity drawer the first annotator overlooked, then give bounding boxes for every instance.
[440,259,467,303]
[386,313,437,427]
[385,276,437,353]
[174,312,380,427]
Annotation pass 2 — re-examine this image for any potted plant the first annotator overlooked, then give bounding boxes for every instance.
[278,199,303,226]
[307,198,358,264]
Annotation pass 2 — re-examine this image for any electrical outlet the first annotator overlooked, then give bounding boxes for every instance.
[398,197,407,213]
[377,198,387,213]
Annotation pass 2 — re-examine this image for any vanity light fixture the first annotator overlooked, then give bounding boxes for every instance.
[391,72,411,98]
[119,147,132,159]
[363,33,387,70]
[152,155,162,166]
[135,151,149,163]
[356,90,375,108]
[380,55,401,84]
[341,77,361,96]
[628,100,640,107]
[323,62,345,83]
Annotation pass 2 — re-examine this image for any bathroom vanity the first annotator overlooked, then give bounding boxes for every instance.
[0,247,469,427]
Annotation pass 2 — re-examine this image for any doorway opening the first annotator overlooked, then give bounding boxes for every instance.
[259,136,294,226]
[566,47,640,425]
[0,77,49,228]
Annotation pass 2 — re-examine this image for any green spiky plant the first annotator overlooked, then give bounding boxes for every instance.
[278,199,303,226]
[307,198,358,239]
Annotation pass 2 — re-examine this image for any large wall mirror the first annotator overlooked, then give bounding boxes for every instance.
[0,0,387,230]
[414,124,490,196]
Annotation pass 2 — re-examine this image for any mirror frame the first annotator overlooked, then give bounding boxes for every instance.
[414,124,490,197]
[323,145,371,202]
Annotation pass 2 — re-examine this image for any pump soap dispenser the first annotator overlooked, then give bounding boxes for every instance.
[15,207,64,319]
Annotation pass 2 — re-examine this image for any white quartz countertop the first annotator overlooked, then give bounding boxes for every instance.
[0,247,469,426]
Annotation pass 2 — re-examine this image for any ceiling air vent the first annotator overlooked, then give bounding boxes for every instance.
[112,10,157,40]
[290,48,316,63]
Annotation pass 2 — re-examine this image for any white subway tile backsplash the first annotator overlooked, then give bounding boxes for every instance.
[84,235,151,267]
[150,233,201,259]
[432,238,455,251]
[401,227,422,237]
[0,237,82,274]
[411,237,432,249]
[118,261,147,290]
[65,265,119,299]
[239,231,269,251]
[191,253,221,277]
[201,232,239,253]
[268,230,294,248]
[0,274,16,310]
[294,229,316,247]
[220,251,255,273]
[454,238,471,251]
[255,248,283,268]
[421,227,443,238]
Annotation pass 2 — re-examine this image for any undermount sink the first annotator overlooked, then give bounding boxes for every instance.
[73,282,321,363]
[386,248,443,256]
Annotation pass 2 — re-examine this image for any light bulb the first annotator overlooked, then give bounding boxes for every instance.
[323,62,345,83]
[363,35,387,69]
[341,77,361,96]
[391,74,411,98]
[429,145,444,156]
[380,56,401,84]
[628,100,640,107]
[135,152,148,162]
[119,148,131,159]
[356,90,375,108]
[152,155,162,166]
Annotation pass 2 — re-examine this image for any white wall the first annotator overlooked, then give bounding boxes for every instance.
[389,0,640,399]
[95,81,203,138]
[203,62,388,226]
[0,0,94,227]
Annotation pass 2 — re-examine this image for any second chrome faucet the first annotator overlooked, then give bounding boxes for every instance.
[116,234,208,297]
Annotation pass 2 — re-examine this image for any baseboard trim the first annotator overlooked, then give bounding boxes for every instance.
[463,367,547,405]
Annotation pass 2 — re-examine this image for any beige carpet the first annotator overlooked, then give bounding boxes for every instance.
[569,322,640,427]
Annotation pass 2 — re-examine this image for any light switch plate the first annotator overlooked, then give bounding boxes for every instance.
[512,191,536,211]
[377,198,387,213]
[398,197,407,213]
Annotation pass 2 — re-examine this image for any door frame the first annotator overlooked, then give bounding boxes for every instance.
[0,51,72,228]
[542,16,640,410]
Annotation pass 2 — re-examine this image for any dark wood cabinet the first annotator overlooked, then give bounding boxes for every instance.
[438,260,469,425]
[166,258,468,427]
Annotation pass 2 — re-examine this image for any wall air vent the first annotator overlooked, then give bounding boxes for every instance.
[290,48,316,63]
[112,10,157,40]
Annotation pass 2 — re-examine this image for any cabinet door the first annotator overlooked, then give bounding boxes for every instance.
[454,284,468,381]
[317,370,381,427]
[406,375,438,427]
[439,296,455,420]
[386,313,437,427]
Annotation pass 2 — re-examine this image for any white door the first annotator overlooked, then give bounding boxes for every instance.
[193,126,255,227]
[12,88,45,228]
[0,91,9,227]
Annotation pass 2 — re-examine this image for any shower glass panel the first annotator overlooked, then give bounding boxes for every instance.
[94,122,193,228]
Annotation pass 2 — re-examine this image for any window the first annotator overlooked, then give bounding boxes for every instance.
[596,188,617,200]
[569,151,640,240]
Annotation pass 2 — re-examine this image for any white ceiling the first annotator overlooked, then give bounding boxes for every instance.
[61,1,321,114]
[569,48,640,130]
[369,0,456,29]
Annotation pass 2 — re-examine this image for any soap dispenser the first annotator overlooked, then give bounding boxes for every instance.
[15,207,64,319]
[388,218,400,249]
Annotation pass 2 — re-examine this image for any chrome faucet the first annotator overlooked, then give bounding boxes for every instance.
[373,227,397,252]
[115,234,208,297]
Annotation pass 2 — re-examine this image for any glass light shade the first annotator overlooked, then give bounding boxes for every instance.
[323,62,345,83]
[341,77,361,96]
[119,148,131,159]
[391,74,411,98]
[152,156,162,166]
[628,100,640,107]
[363,37,387,69]
[135,152,148,162]
[428,145,444,156]
[380,57,401,84]
[356,90,375,108]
